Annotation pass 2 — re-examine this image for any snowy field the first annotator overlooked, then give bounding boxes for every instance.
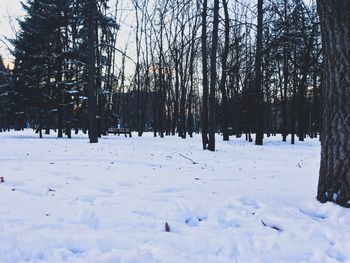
[0,130,349,263]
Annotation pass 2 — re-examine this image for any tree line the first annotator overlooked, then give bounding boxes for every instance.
[0,0,322,148]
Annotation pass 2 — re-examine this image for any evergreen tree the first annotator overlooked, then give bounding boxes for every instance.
[10,0,117,139]
[0,56,12,131]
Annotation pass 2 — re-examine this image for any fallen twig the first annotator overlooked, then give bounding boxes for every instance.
[178,154,198,164]
[261,220,282,232]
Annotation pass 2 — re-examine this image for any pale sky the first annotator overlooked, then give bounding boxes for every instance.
[0,0,314,70]
[0,0,135,70]
[0,0,25,66]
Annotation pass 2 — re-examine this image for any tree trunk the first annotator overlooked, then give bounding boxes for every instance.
[282,0,289,142]
[39,112,43,139]
[255,0,264,145]
[219,0,230,142]
[173,60,180,136]
[201,0,209,149]
[87,0,98,143]
[317,0,350,207]
[208,0,219,151]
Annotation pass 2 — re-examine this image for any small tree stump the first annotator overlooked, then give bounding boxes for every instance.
[165,222,170,232]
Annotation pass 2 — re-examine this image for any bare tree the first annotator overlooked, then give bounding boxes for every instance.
[201,0,209,149]
[88,0,98,143]
[219,0,230,141]
[255,0,264,145]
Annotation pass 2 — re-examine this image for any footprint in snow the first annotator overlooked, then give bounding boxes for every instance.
[79,195,97,204]
[156,187,186,193]
[299,209,327,221]
[185,216,207,226]
[236,197,261,209]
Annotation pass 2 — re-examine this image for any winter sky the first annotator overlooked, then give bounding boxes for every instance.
[0,0,127,67]
[0,0,23,65]
[0,0,313,68]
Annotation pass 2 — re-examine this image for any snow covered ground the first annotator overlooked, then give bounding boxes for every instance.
[0,130,349,263]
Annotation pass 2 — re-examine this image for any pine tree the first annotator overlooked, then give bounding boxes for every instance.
[0,56,11,131]
[10,0,117,139]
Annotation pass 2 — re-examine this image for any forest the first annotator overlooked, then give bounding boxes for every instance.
[0,0,322,149]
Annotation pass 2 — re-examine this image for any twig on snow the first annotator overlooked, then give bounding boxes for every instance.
[178,154,198,165]
[261,220,283,232]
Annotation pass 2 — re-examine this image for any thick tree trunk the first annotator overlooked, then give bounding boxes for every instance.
[317,0,350,207]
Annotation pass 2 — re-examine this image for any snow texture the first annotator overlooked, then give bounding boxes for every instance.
[0,130,349,263]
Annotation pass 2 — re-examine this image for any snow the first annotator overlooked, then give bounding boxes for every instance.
[0,130,349,263]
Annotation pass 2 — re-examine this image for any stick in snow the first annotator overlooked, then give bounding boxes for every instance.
[261,220,282,232]
[178,154,198,164]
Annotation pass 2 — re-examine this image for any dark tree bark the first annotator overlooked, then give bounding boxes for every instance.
[158,10,165,138]
[207,0,220,151]
[133,0,143,137]
[219,0,230,142]
[201,0,209,149]
[87,0,98,143]
[56,61,63,138]
[291,49,297,145]
[255,0,264,145]
[39,111,43,139]
[317,0,350,207]
[187,14,199,139]
[174,58,180,136]
[281,0,289,142]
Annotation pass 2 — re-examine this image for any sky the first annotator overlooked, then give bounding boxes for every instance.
[0,0,25,66]
[0,0,314,70]
[0,0,135,70]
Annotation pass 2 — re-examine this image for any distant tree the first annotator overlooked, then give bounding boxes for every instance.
[316,0,350,207]
[255,0,264,145]
[0,56,12,131]
[266,0,321,144]
[10,0,116,140]
[4,0,325,153]
[207,0,220,151]
[201,0,209,149]
[219,0,230,142]
[11,0,61,137]
[87,0,98,143]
